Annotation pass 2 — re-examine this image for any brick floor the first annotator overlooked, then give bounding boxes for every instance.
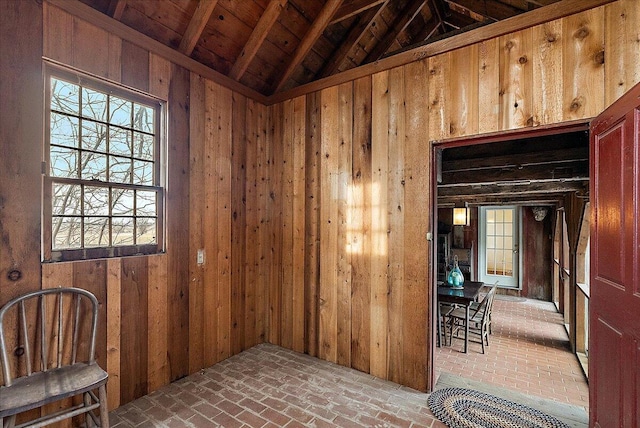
[109,344,447,428]
[435,295,589,410]
[109,296,586,427]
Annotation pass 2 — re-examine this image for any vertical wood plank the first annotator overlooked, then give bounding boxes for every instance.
[336,82,353,367]
[231,93,248,355]
[255,102,270,344]
[604,0,640,107]
[120,40,149,92]
[304,92,322,357]
[268,102,284,346]
[147,53,171,392]
[244,99,259,348]
[387,67,404,383]
[106,259,122,410]
[478,39,500,134]
[403,59,430,391]
[291,96,307,353]
[188,72,206,373]
[280,99,295,350]
[147,254,169,392]
[149,53,172,100]
[449,45,479,137]
[119,257,148,403]
[562,8,605,121]
[370,71,389,379]
[319,86,340,363]
[428,53,450,140]
[215,84,233,362]
[202,80,219,367]
[350,76,372,373]
[0,0,43,308]
[532,19,564,125]
[499,30,534,130]
[43,3,73,65]
[166,63,190,382]
[71,16,111,78]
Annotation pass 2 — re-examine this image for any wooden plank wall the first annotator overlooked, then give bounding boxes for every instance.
[0,1,268,417]
[266,0,640,392]
[2,0,640,413]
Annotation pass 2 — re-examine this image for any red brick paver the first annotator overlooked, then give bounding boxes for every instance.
[110,344,443,427]
[435,296,589,409]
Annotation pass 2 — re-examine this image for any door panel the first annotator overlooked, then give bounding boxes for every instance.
[590,82,640,427]
[479,206,519,288]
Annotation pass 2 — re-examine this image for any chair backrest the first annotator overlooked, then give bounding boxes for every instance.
[470,283,497,322]
[0,287,99,387]
[485,282,498,314]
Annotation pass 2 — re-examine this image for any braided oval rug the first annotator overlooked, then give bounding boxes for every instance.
[428,388,570,428]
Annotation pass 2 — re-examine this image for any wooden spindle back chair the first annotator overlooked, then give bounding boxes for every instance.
[0,287,108,427]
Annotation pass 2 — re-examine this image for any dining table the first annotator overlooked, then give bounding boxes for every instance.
[437,280,484,353]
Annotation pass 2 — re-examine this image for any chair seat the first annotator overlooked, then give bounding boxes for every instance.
[449,307,485,323]
[0,362,108,417]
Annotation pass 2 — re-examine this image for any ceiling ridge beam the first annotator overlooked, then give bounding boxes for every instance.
[273,0,343,94]
[319,2,387,78]
[363,0,427,64]
[228,0,287,81]
[178,0,219,56]
[330,0,387,25]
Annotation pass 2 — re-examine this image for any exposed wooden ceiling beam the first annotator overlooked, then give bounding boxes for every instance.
[319,3,387,77]
[107,0,126,20]
[441,161,589,185]
[438,194,565,206]
[330,0,387,24]
[363,0,427,63]
[178,0,219,56]
[438,180,588,198]
[427,0,447,31]
[273,0,343,93]
[446,0,521,21]
[442,147,589,173]
[445,0,493,22]
[228,0,287,81]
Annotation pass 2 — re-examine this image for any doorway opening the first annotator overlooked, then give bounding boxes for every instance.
[431,121,590,410]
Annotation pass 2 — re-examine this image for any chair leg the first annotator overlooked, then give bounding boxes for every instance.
[99,384,109,427]
[84,392,94,428]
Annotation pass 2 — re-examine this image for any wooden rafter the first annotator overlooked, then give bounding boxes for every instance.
[319,2,387,77]
[446,0,521,21]
[414,14,443,42]
[273,0,343,93]
[178,0,219,56]
[228,0,287,81]
[330,0,387,24]
[446,0,493,22]
[363,0,426,64]
[107,0,126,20]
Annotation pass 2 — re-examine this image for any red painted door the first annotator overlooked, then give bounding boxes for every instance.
[590,82,640,427]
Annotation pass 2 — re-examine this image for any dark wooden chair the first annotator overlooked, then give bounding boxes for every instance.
[447,285,497,354]
[0,288,109,427]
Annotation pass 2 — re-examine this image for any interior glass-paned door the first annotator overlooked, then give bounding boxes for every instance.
[479,206,519,288]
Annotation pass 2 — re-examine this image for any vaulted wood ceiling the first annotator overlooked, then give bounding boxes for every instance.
[79,0,561,96]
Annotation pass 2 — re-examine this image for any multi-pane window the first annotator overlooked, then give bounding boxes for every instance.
[44,66,164,261]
